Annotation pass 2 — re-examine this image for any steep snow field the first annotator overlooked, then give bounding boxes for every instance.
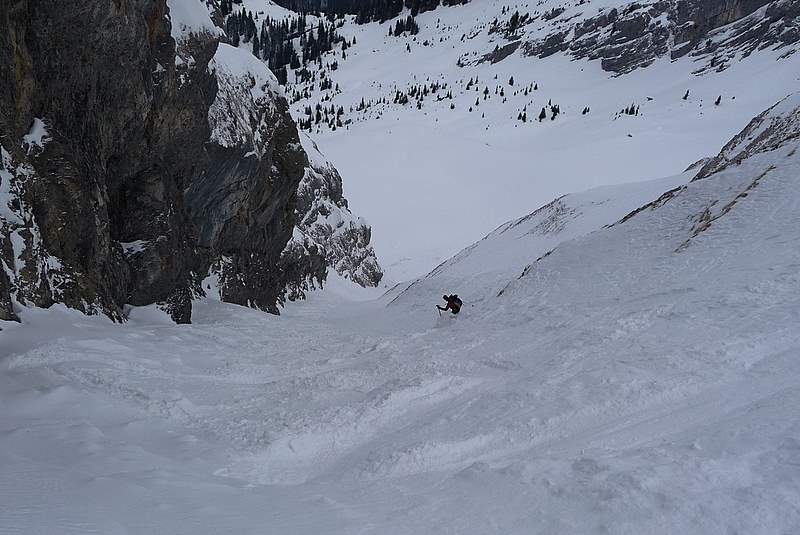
[260,0,800,280]
[3,93,799,532]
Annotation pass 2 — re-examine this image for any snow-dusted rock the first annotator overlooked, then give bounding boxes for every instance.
[187,41,308,314]
[286,134,383,294]
[207,43,283,154]
[489,0,800,74]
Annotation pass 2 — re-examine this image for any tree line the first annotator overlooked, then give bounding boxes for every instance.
[269,0,470,24]
[225,10,348,85]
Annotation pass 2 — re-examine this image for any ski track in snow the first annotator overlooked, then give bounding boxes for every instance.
[2,136,800,533]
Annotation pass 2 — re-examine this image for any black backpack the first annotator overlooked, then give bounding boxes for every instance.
[451,295,462,307]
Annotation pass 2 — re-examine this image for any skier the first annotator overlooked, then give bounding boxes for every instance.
[437,294,462,315]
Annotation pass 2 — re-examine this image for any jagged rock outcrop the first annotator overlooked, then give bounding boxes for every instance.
[189,42,308,313]
[499,0,800,74]
[280,134,383,300]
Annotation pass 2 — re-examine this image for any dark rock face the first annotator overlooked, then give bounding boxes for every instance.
[0,247,14,321]
[2,0,205,322]
[189,42,308,313]
[481,41,522,64]
[516,0,799,74]
[0,0,314,322]
[672,0,771,45]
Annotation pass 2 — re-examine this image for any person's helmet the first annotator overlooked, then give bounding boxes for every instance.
[442,295,448,300]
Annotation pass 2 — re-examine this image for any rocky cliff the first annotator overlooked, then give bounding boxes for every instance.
[487,0,800,74]
[0,0,381,325]
[2,0,214,324]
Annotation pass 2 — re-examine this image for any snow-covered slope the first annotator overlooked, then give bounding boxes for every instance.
[390,172,690,309]
[2,94,798,534]
[234,0,800,280]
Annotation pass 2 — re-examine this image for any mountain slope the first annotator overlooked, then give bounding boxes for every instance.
[238,0,800,279]
[1,92,798,534]
[389,172,690,309]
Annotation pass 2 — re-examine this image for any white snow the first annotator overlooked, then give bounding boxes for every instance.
[212,42,281,102]
[166,0,222,44]
[237,0,296,20]
[3,2,800,533]
[9,229,26,273]
[391,172,691,309]
[209,43,282,153]
[21,118,50,155]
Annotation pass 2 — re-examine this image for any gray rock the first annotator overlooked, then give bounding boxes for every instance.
[0,248,16,322]
[191,42,308,312]
[516,0,799,74]
[282,134,383,296]
[0,0,342,323]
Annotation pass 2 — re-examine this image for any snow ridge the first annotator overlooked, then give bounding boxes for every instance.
[695,91,800,178]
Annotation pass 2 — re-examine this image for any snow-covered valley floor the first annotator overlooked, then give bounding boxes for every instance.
[271,0,800,280]
[3,130,800,532]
